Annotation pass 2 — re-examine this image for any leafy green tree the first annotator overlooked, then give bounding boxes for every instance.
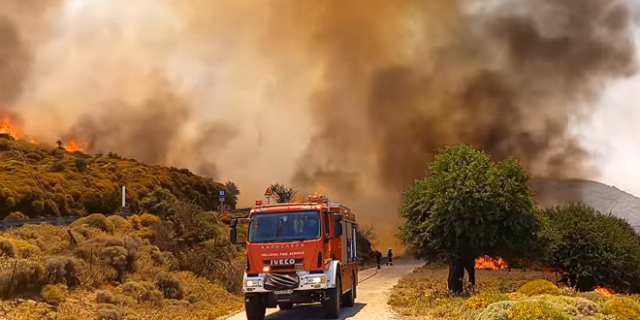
[224,181,240,209]
[140,188,178,217]
[540,203,640,293]
[269,183,297,203]
[399,144,540,293]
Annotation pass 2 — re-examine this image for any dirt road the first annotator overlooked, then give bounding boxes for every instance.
[225,259,422,320]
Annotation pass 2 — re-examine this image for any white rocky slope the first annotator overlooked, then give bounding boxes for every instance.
[530,178,640,232]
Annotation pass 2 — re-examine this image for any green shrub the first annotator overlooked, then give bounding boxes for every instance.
[507,301,571,320]
[603,296,640,320]
[540,203,640,293]
[41,284,68,306]
[96,290,114,304]
[466,292,510,309]
[475,300,516,320]
[107,215,131,232]
[44,256,82,288]
[12,238,42,258]
[579,291,609,303]
[516,279,562,296]
[139,213,160,227]
[155,271,184,300]
[26,152,42,161]
[70,214,115,234]
[576,298,598,316]
[96,303,124,320]
[0,238,17,257]
[117,281,161,305]
[0,260,45,297]
[74,157,88,172]
[5,211,27,220]
[50,161,66,172]
[113,294,137,307]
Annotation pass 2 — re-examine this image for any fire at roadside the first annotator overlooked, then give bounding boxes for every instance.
[0,114,86,152]
[475,256,508,270]
[475,255,617,296]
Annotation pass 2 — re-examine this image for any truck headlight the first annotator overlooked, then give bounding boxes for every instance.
[304,275,326,284]
[244,279,263,287]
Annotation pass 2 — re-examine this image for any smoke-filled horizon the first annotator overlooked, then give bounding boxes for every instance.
[1,0,638,250]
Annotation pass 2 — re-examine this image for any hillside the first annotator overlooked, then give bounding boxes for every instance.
[0,138,237,219]
[0,137,379,319]
[530,178,640,232]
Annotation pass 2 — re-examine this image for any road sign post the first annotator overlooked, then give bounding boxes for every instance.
[219,190,226,213]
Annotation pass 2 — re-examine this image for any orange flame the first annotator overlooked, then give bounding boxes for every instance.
[0,115,18,136]
[475,255,508,270]
[64,140,88,152]
[594,287,614,297]
[0,113,86,151]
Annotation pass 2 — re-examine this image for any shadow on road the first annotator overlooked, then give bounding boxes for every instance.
[264,303,367,320]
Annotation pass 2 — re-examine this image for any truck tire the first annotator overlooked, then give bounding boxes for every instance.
[278,303,294,310]
[342,273,356,307]
[245,295,266,320]
[323,276,341,319]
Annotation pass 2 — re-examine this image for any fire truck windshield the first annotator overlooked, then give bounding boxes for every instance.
[248,210,321,243]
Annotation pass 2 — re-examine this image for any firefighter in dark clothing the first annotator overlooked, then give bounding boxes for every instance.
[387,248,393,266]
[375,250,382,269]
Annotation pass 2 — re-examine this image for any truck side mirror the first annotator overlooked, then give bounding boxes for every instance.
[334,214,343,237]
[230,218,238,244]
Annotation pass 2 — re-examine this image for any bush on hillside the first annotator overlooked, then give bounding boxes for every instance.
[0,139,237,219]
[506,301,571,320]
[41,283,68,305]
[603,296,640,320]
[517,279,562,296]
[71,214,115,234]
[539,203,640,293]
[4,211,27,220]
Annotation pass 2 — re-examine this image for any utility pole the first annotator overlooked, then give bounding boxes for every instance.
[121,184,127,217]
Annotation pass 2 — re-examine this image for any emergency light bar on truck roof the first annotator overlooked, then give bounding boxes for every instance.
[252,195,355,221]
[255,194,330,206]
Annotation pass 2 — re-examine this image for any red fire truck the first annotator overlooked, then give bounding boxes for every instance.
[229,194,359,320]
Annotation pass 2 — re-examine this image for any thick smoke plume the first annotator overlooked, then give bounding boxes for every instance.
[0,0,637,250]
[293,0,637,196]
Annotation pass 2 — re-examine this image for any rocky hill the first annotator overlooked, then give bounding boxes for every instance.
[530,178,640,232]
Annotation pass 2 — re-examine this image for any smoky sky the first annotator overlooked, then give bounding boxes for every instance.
[0,0,637,252]
[0,0,637,206]
[292,0,637,197]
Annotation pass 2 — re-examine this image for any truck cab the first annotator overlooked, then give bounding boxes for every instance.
[229,194,359,320]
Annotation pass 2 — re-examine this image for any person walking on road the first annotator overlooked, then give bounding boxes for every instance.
[375,250,382,269]
[387,248,393,266]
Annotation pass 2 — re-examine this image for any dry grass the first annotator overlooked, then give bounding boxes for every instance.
[0,222,243,320]
[388,263,640,320]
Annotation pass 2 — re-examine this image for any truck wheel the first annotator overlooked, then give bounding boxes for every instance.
[342,273,356,307]
[323,276,342,319]
[278,303,294,310]
[245,295,266,320]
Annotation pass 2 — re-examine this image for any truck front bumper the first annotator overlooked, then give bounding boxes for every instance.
[242,271,329,293]
[245,289,326,307]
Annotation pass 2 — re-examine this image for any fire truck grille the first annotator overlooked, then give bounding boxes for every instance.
[263,273,300,291]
